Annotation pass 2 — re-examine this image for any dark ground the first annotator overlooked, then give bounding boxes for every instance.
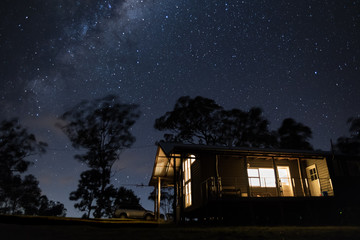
[2,223,360,239]
[1,215,360,240]
[2,223,360,240]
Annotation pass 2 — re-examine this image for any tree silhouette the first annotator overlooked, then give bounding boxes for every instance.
[38,195,67,217]
[69,169,101,218]
[155,96,223,145]
[155,96,275,147]
[277,118,313,150]
[0,119,49,215]
[113,186,140,206]
[336,117,360,155]
[148,187,173,217]
[59,95,140,218]
[219,107,276,148]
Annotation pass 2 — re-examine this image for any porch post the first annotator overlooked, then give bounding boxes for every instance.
[297,158,306,196]
[244,156,250,197]
[173,156,177,223]
[157,177,161,220]
[272,157,281,196]
[154,186,157,218]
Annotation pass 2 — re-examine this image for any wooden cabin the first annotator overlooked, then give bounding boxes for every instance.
[149,142,340,224]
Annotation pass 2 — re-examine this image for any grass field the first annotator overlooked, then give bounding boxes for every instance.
[2,224,360,240]
[1,215,360,240]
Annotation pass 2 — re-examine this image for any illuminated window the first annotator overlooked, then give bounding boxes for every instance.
[247,168,276,188]
[183,155,195,208]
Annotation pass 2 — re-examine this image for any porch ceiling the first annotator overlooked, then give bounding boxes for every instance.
[149,146,181,186]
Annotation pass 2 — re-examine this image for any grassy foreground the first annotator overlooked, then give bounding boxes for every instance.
[2,224,360,240]
[1,215,360,240]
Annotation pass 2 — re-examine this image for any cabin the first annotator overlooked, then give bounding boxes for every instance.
[149,142,345,224]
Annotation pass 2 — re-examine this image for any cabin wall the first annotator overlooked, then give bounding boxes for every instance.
[199,153,216,180]
[218,156,248,195]
[305,158,334,196]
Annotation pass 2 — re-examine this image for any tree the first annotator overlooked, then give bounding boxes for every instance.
[0,119,47,215]
[148,187,173,218]
[336,117,360,155]
[38,195,67,217]
[219,108,276,148]
[154,96,223,145]
[58,95,140,218]
[113,186,140,207]
[69,169,101,218]
[154,96,275,147]
[277,118,313,150]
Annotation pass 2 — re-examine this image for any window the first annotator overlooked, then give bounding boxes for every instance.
[247,168,276,188]
[183,155,195,208]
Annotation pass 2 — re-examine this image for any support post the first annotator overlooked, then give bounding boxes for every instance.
[173,156,177,223]
[244,156,250,197]
[272,157,281,196]
[297,158,306,196]
[157,177,161,220]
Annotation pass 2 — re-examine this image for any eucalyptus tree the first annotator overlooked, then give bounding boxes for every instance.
[0,118,47,215]
[59,95,140,218]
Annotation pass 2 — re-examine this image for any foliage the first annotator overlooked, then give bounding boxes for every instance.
[69,169,101,218]
[59,95,140,218]
[277,118,313,150]
[336,117,360,155]
[113,186,140,206]
[148,187,174,217]
[155,96,275,147]
[38,195,67,217]
[219,108,276,148]
[0,174,41,215]
[0,119,49,215]
[0,118,47,177]
[155,96,222,145]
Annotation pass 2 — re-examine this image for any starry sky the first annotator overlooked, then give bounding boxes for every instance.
[1,0,359,217]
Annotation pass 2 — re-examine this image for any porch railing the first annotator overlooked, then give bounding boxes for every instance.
[200,176,334,202]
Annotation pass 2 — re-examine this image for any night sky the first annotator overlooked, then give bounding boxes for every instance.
[1,0,359,217]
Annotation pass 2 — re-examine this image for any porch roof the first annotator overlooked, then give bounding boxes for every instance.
[148,142,332,186]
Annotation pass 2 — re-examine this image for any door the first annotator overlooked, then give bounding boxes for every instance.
[277,166,294,196]
[306,164,321,196]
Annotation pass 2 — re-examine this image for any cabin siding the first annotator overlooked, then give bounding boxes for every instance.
[306,158,334,196]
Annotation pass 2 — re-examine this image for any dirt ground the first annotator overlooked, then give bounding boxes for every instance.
[1,223,360,240]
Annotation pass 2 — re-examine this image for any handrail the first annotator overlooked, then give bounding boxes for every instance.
[200,176,334,202]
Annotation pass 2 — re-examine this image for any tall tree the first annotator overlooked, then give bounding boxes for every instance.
[59,95,140,218]
[277,118,313,150]
[219,107,276,148]
[69,169,101,218]
[154,96,223,145]
[336,117,360,155]
[155,96,275,147]
[0,118,47,215]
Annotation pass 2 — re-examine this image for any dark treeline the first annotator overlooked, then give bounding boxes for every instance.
[0,119,66,216]
[1,94,359,218]
[155,96,314,150]
[155,96,360,154]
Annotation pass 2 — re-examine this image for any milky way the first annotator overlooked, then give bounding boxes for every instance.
[1,0,359,216]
